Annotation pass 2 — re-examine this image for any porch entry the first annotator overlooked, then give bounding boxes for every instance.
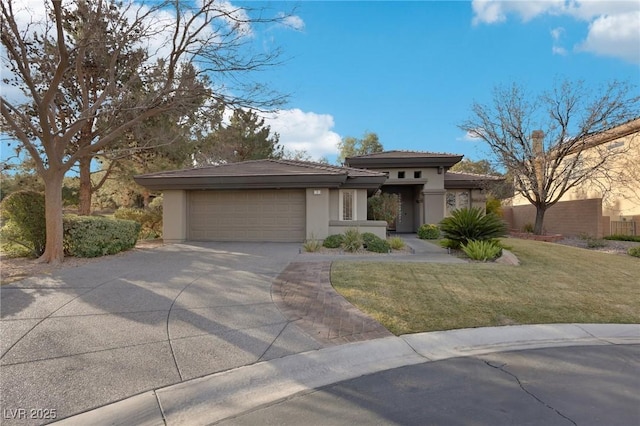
[383,185,421,233]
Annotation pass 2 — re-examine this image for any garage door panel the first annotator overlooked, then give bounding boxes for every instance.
[188,189,305,242]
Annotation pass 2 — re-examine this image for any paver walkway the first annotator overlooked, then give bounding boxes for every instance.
[273,261,393,345]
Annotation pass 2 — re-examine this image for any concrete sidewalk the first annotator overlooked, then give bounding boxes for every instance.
[53,323,640,425]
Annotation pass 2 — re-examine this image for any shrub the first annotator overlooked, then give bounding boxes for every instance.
[114,205,162,239]
[485,196,502,216]
[461,239,503,261]
[63,215,140,258]
[586,238,607,249]
[303,238,322,252]
[522,223,534,233]
[0,190,46,257]
[342,228,363,252]
[605,235,640,243]
[439,207,507,247]
[367,192,399,224]
[439,238,460,250]
[628,246,640,258]
[323,234,344,249]
[417,224,440,239]
[362,232,390,253]
[388,236,405,250]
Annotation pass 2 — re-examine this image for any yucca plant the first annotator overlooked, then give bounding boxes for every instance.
[439,207,507,248]
[343,228,364,252]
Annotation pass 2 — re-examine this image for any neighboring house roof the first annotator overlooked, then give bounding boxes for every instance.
[345,150,463,168]
[579,117,640,149]
[134,159,387,191]
[444,171,504,189]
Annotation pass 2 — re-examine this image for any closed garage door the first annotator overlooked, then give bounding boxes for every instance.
[188,189,306,242]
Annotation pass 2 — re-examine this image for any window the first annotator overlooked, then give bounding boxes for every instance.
[398,171,405,179]
[446,191,470,215]
[414,171,422,179]
[340,190,355,220]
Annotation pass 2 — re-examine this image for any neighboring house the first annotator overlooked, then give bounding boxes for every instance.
[134,152,500,242]
[507,118,640,237]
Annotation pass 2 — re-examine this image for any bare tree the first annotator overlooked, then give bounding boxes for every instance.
[1,0,288,263]
[460,80,639,234]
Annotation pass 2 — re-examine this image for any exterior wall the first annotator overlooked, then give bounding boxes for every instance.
[306,188,329,240]
[323,188,386,239]
[512,129,640,219]
[328,220,388,239]
[163,190,187,243]
[503,198,603,238]
[376,167,444,189]
[423,189,446,225]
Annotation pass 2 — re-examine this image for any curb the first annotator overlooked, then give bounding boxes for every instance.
[53,323,640,425]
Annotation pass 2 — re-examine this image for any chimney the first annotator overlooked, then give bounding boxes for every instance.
[531,130,544,154]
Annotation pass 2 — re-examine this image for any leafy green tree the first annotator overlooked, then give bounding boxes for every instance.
[195,109,283,164]
[450,159,499,175]
[1,0,288,262]
[338,132,384,164]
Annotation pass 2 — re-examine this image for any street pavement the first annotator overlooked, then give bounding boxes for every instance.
[219,344,640,426]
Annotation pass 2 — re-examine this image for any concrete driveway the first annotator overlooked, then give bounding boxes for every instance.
[0,242,322,425]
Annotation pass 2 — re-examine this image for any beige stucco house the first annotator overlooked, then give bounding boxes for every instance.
[507,118,640,237]
[134,152,500,242]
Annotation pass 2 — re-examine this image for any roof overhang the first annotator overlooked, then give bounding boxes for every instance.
[133,174,352,191]
[444,172,504,190]
[133,159,388,192]
[345,156,463,169]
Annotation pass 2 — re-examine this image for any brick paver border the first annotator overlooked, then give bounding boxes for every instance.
[272,261,393,346]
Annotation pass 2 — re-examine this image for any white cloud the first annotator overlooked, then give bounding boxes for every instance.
[577,11,640,63]
[278,13,305,31]
[472,0,565,25]
[553,45,568,55]
[263,109,341,159]
[551,27,567,55]
[471,0,640,64]
[551,27,564,41]
[457,131,482,142]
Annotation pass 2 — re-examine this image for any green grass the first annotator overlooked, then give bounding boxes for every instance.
[331,238,640,335]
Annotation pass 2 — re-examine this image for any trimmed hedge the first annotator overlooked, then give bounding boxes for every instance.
[323,234,344,249]
[114,206,162,239]
[417,224,440,240]
[0,190,46,257]
[362,232,390,253]
[63,215,140,258]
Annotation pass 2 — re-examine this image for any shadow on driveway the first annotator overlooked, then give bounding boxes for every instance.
[0,242,322,425]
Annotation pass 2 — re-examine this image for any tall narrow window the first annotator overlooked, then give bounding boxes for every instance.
[341,190,354,220]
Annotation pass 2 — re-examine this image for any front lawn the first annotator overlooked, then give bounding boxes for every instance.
[331,238,640,335]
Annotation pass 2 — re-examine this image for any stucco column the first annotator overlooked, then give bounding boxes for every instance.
[162,190,187,243]
[422,189,446,225]
[306,188,329,239]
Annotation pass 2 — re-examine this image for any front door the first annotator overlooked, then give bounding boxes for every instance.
[394,186,415,232]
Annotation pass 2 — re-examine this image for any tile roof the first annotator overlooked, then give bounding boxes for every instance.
[136,159,386,179]
[347,150,463,159]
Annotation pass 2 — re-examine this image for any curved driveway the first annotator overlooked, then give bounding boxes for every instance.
[1,242,322,425]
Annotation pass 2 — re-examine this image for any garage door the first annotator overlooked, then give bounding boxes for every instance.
[188,189,306,242]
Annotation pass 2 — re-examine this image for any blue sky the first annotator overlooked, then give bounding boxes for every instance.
[254,0,640,164]
[2,1,639,169]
